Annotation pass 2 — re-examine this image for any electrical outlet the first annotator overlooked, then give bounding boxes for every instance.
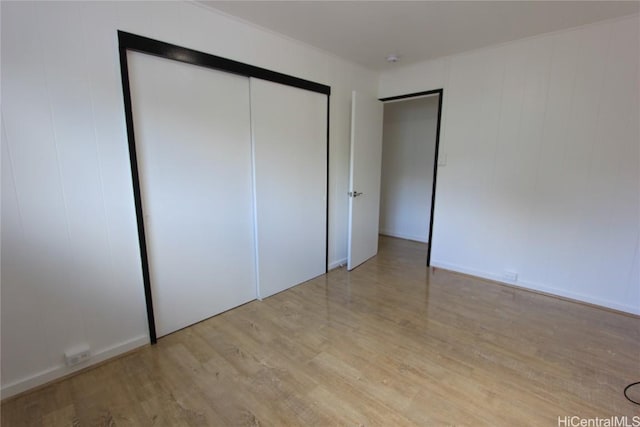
[65,345,91,366]
[503,271,518,282]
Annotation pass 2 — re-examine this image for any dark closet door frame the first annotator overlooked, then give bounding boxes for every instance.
[379,89,444,267]
[118,31,331,344]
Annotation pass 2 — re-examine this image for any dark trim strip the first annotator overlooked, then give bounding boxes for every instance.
[325,97,330,273]
[118,31,331,344]
[427,90,444,267]
[118,46,158,344]
[118,31,330,96]
[380,89,444,267]
[379,89,441,103]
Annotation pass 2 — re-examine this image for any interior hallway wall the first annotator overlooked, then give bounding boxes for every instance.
[379,96,438,243]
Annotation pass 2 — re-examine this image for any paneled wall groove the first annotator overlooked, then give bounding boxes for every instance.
[79,10,118,297]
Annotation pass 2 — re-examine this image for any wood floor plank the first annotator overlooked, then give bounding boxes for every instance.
[3,236,639,426]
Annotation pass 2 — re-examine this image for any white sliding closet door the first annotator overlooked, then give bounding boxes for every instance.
[250,78,327,299]
[128,52,256,337]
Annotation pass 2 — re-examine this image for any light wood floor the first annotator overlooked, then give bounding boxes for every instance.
[3,236,639,426]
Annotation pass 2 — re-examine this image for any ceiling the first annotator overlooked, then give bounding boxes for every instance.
[199,1,639,71]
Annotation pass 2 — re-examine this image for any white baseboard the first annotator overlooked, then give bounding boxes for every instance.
[379,230,428,243]
[1,335,149,399]
[430,260,640,316]
[329,258,347,270]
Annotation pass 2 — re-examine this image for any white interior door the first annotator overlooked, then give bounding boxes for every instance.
[250,78,327,299]
[347,91,384,270]
[128,52,256,337]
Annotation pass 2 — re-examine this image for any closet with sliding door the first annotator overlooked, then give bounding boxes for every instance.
[120,32,329,341]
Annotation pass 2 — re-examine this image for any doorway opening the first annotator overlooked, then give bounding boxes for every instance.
[379,89,443,266]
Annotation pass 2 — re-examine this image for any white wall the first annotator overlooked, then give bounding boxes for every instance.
[0,0,378,397]
[380,96,438,243]
[379,15,640,315]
